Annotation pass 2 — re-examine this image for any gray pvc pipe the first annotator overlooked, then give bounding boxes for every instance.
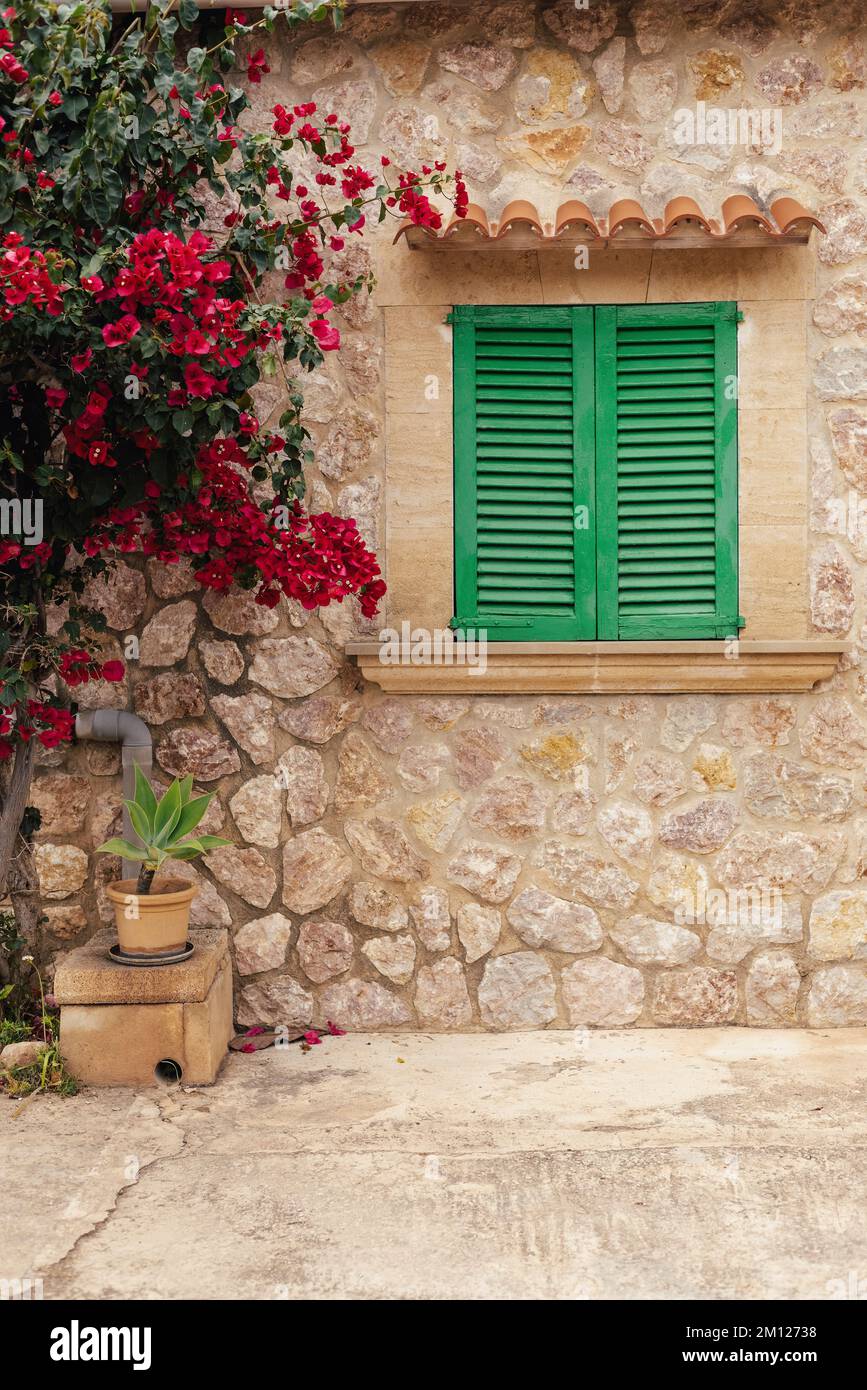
[75,710,153,879]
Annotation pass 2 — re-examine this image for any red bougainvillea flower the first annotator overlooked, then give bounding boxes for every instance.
[100,660,124,682]
[70,347,92,373]
[310,317,339,351]
[303,1030,322,1046]
[45,386,66,408]
[102,313,140,347]
[246,48,269,83]
[326,1021,346,1037]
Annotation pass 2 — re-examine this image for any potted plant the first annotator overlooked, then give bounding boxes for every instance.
[96,768,230,963]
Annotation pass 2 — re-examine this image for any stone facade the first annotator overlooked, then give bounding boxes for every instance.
[35,0,867,1029]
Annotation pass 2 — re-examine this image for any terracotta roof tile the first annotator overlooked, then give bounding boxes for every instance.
[395,196,824,248]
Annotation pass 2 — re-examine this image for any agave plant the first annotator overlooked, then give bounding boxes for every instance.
[97,767,230,894]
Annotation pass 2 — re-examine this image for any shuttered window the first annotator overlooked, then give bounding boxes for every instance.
[452,302,740,641]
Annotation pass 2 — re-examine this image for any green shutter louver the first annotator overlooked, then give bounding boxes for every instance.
[452,302,740,642]
[595,303,741,640]
[452,305,595,640]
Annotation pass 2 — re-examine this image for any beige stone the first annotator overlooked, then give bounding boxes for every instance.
[653,967,739,1026]
[278,746,328,826]
[410,885,451,952]
[249,637,338,699]
[659,798,739,854]
[237,975,313,1031]
[315,978,412,1030]
[156,728,240,782]
[230,775,283,849]
[139,600,197,666]
[437,42,516,91]
[562,956,645,1026]
[537,841,638,910]
[808,890,867,961]
[345,817,429,883]
[447,840,523,904]
[807,964,867,1026]
[597,800,654,866]
[350,880,407,933]
[517,48,592,123]
[211,692,275,767]
[370,39,430,96]
[233,913,293,976]
[611,916,702,967]
[457,902,501,963]
[82,562,147,631]
[334,732,389,811]
[716,831,843,895]
[297,920,354,984]
[647,852,710,920]
[478,952,557,1030]
[30,774,90,836]
[414,957,472,1029]
[520,731,589,780]
[800,696,867,768]
[283,829,353,915]
[34,843,88,901]
[208,845,276,910]
[362,933,416,985]
[506,887,602,954]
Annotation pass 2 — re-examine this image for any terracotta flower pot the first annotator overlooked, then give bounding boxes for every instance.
[106,878,198,958]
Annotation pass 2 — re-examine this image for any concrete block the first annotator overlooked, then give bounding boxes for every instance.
[55,930,233,1086]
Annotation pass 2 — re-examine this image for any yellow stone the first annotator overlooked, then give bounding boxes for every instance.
[407,791,465,852]
[497,124,591,176]
[370,39,431,97]
[693,747,737,791]
[690,49,744,102]
[519,49,593,122]
[520,732,588,779]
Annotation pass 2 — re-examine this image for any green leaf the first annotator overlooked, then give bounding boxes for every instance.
[153,779,182,846]
[95,838,148,861]
[133,764,158,831]
[123,799,152,846]
[179,0,200,29]
[172,793,212,839]
[196,835,232,853]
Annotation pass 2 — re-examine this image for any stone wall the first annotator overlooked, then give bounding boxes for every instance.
[35,0,867,1029]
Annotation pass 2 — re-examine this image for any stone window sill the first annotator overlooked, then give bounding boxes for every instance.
[345,640,848,694]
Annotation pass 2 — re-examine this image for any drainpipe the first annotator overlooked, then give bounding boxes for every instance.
[75,710,153,880]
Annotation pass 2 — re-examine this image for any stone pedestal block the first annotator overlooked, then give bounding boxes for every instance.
[54,928,233,1086]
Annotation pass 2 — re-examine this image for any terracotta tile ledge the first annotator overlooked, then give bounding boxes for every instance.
[345,640,849,694]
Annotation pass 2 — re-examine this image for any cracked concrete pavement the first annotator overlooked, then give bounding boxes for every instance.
[3,1028,867,1300]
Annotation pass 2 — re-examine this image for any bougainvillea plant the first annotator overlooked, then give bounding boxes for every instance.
[0,0,466,899]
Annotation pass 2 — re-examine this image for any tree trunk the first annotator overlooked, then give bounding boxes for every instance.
[0,738,36,899]
[136,864,155,894]
[7,833,43,962]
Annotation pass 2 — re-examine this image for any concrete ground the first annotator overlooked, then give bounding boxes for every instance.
[3,1028,867,1301]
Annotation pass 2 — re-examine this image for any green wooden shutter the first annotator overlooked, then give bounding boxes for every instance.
[452,305,595,640]
[595,302,741,640]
